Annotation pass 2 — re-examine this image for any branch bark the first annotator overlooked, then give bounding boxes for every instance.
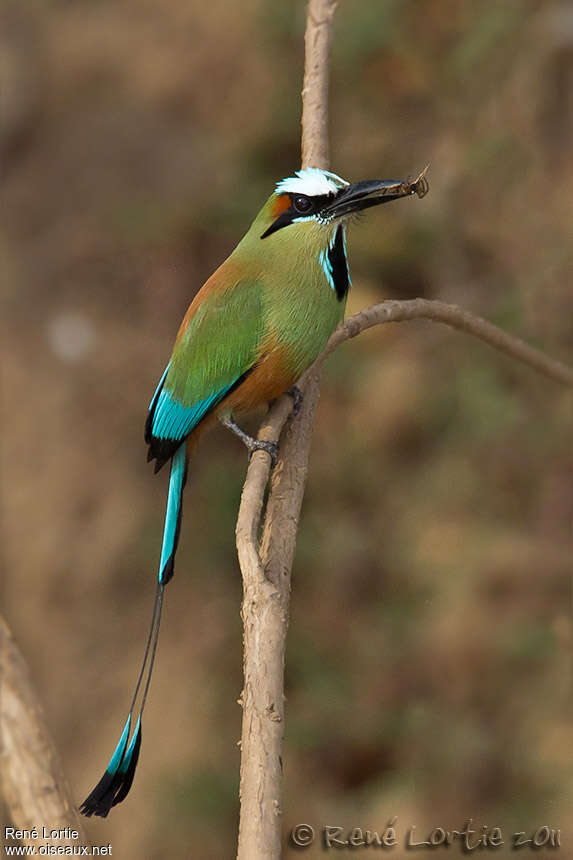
[235,2,336,858]
[0,616,89,851]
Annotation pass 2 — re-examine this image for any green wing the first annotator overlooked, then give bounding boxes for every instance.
[145,280,265,467]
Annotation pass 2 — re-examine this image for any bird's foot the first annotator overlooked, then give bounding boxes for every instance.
[219,416,279,466]
[248,438,279,466]
[287,385,303,417]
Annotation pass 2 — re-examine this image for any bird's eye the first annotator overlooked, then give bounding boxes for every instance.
[292,194,312,214]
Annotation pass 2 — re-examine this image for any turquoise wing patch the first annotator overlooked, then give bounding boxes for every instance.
[151,377,224,441]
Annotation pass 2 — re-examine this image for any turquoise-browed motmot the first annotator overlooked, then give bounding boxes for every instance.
[80,167,428,817]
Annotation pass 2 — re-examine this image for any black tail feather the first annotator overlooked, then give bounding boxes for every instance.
[80,768,121,818]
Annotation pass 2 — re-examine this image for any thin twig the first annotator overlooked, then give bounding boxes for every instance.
[0,616,89,850]
[316,299,573,386]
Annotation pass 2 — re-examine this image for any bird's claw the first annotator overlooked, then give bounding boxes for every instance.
[247,438,279,467]
[287,385,303,418]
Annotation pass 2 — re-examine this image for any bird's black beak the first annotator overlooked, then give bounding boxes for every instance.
[325,169,429,219]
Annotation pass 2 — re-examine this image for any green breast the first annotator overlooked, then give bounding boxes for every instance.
[264,254,346,378]
[235,221,349,380]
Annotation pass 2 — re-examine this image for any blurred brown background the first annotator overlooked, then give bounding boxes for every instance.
[2,0,572,857]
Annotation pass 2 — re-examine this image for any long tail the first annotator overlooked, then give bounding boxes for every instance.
[80,444,188,817]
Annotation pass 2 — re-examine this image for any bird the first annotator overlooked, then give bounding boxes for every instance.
[80,166,428,817]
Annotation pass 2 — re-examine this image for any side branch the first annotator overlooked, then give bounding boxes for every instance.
[315,299,573,387]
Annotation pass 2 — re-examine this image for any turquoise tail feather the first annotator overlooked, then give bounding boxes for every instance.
[159,444,188,584]
[80,445,187,817]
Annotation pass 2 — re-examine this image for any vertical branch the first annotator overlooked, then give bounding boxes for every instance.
[235,2,336,858]
[301,0,337,168]
[261,0,338,561]
[0,617,89,850]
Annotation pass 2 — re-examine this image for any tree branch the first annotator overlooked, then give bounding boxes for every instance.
[0,616,89,851]
[301,0,337,169]
[235,2,335,858]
